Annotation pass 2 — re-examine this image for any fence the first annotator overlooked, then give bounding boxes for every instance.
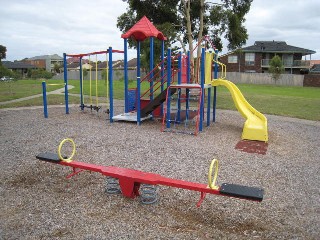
[53,70,145,81]
[54,70,312,87]
[222,72,304,86]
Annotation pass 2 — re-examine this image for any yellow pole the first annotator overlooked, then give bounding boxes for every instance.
[89,55,92,106]
[95,54,98,107]
[81,58,84,105]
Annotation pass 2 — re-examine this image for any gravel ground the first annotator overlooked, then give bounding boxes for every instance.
[0,105,319,239]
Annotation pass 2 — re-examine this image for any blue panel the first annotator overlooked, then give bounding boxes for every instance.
[128,88,137,111]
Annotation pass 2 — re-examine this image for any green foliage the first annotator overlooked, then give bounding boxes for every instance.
[269,55,285,82]
[118,0,252,53]
[83,68,88,78]
[0,45,6,63]
[117,1,180,70]
[209,0,252,50]
[29,69,53,79]
[0,64,13,77]
[53,63,62,73]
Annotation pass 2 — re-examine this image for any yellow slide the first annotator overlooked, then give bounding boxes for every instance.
[211,79,268,142]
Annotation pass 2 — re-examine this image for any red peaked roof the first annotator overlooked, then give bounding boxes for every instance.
[121,16,167,41]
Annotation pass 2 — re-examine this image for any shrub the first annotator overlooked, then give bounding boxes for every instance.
[30,69,53,79]
[0,65,14,78]
[269,55,285,82]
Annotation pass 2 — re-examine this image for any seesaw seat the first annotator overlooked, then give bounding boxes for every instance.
[219,183,263,201]
[36,152,61,162]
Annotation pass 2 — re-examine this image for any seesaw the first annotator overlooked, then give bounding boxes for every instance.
[36,138,264,207]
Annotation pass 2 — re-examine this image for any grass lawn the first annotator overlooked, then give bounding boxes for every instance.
[216,84,320,121]
[1,79,319,121]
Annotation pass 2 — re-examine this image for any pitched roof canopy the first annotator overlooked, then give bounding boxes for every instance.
[242,41,316,55]
[121,16,167,41]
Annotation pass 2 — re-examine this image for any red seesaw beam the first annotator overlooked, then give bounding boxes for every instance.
[36,153,264,207]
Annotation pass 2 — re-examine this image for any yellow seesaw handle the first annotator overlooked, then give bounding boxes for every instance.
[208,159,219,190]
[58,138,76,163]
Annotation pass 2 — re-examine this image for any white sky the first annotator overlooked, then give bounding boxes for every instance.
[1,0,320,61]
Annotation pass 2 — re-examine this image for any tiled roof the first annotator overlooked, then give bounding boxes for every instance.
[310,60,320,67]
[3,61,37,69]
[127,58,137,68]
[310,64,320,73]
[28,54,63,60]
[67,62,81,69]
[242,41,316,55]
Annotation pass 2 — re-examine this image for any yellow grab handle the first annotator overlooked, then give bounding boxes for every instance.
[58,138,76,163]
[208,159,219,190]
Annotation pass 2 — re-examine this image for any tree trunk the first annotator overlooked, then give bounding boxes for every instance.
[183,0,195,82]
[196,0,205,82]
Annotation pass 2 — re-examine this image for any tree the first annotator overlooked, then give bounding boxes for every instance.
[0,64,12,78]
[0,45,7,64]
[83,68,88,78]
[117,0,252,80]
[53,63,62,74]
[269,55,285,83]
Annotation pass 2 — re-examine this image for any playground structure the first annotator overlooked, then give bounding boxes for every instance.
[58,16,268,142]
[36,138,264,207]
[63,49,124,114]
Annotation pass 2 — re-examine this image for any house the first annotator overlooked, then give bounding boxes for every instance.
[220,41,316,74]
[310,64,320,74]
[67,62,92,71]
[2,61,37,78]
[24,54,64,73]
[67,57,89,64]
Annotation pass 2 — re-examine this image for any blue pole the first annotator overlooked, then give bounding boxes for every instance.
[63,53,69,114]
[108,47,114,122]
[124,39,129,113]
[79,56,84,110]
[160,40,165,116]
[166,48,171,129]
[213,49,218,122]
[199,48,205,131]
[137,41,141,125]
[42,81,48,118]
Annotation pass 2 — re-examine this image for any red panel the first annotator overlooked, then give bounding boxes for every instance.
[140,99,161,117]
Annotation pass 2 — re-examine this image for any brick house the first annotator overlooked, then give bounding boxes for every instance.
[219,41,316,74]
[2,61,37,78]
[24,54,63,73]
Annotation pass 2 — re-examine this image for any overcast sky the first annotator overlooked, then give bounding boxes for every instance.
[1,0,320,62]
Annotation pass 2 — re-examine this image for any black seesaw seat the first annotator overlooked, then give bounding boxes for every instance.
[36,152,61,162]
[220,183,263,201]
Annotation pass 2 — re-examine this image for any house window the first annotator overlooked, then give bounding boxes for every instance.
[245,53,255,66]
[228,55,238,63]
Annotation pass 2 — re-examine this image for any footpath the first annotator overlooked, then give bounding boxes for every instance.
[0,85,75,105]
[0,85,124,110]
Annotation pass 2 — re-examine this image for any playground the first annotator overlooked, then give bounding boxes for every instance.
[1,16,319,239]
[0,104,319,239]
